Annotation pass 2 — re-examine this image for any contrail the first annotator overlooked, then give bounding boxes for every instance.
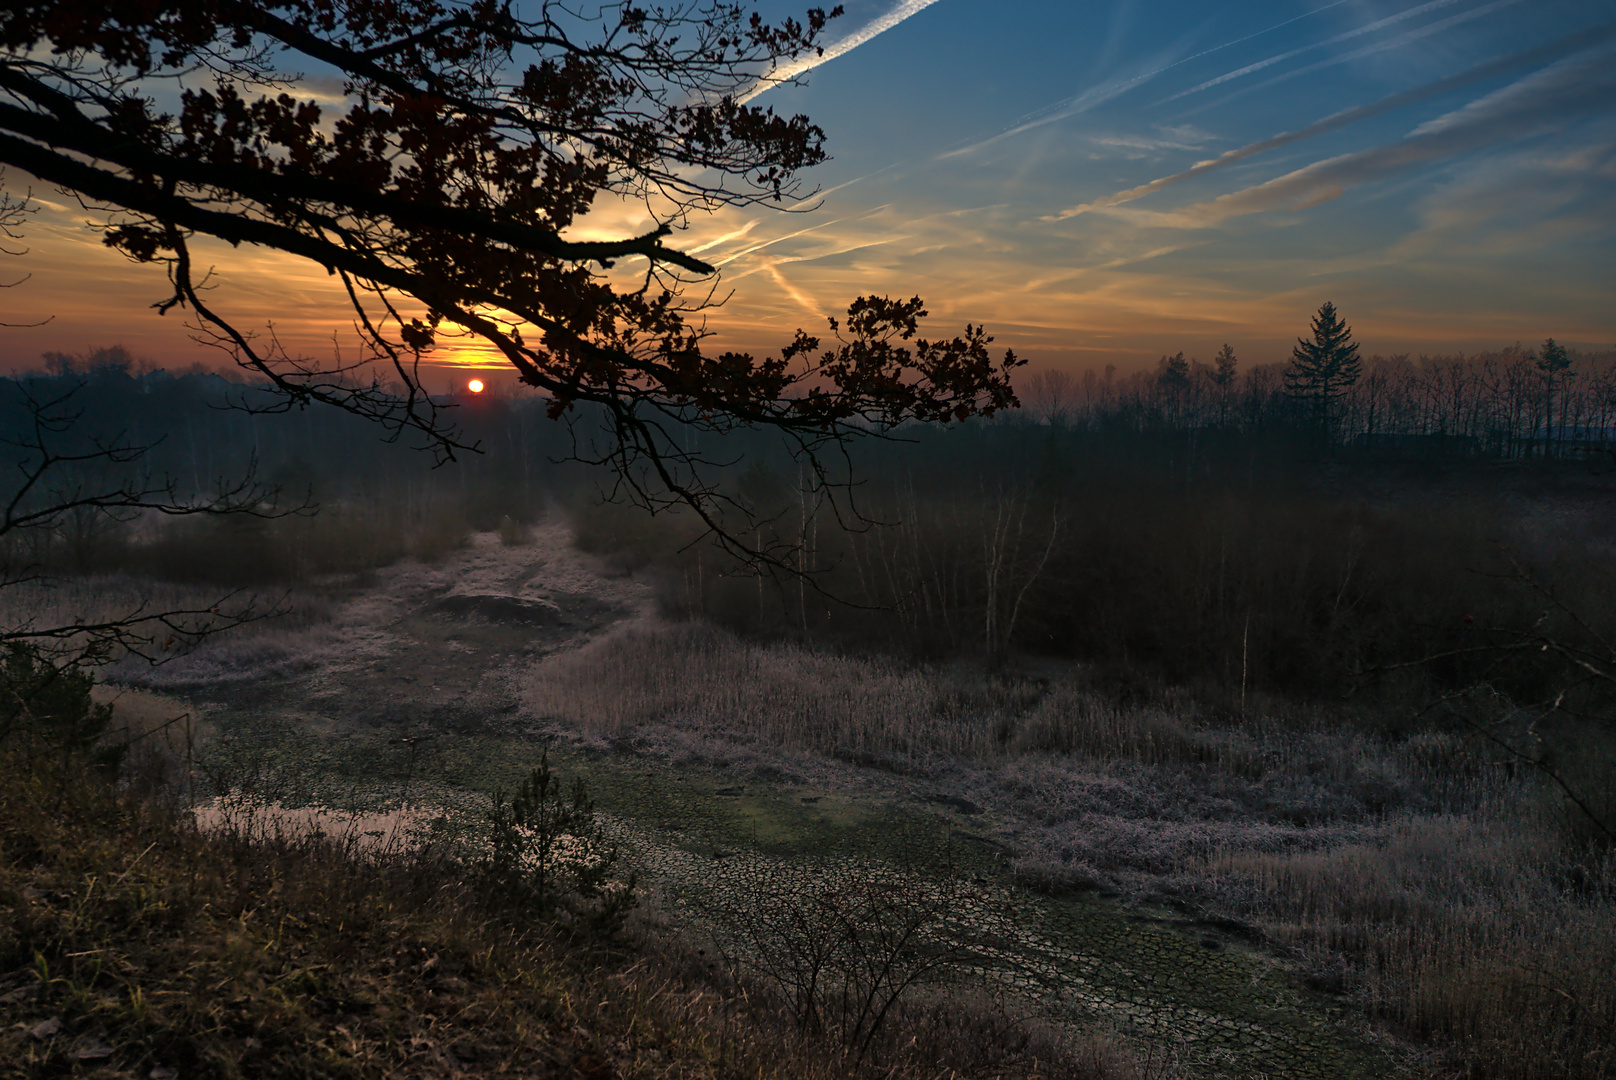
[936,0,1355,160]
[738,0,948,104]
[1159,0,1474,104]
[1174,0,1526,116]
[1051,21,1616,221]
[686,220,761,255]
[713,217,846,267]
[1169,42,1616,227]
[763,260,821,317]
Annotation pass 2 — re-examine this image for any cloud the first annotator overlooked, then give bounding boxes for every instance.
[937,0,1355,160]
[762,258,822,316]
[1394,132,1616,258]
[738,0,947,104]
[1091,133,1208,154]
[1119,43,1616,230]
[712,217,847,267]
[686,220,761,255]
[1175,0,1528,115]
[1052,23,1616,220]
[935,45,1192,161]
[1159,0,1474,104]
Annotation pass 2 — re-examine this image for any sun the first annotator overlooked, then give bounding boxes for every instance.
[467,378,485,394]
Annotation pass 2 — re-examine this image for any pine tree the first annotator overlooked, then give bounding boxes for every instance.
[1212,344,1238,427]
[1285,302,1361,434]
[1536,337,1571,456]
[1157,351,1190,392]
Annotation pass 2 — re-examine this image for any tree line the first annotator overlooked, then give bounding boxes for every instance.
[1026,304,1614,460]
[0,349,586,586]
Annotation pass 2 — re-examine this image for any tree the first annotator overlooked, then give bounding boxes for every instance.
[1211,343,1238,428]
[1285,301,1361,436]
[1536,337,1571,457]
[0,2,1023,558]
[1,171,284,746]
[0,372,286,663]
[1157,351,1190,392]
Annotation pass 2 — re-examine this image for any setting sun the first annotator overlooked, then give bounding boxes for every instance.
[467,379,484,394]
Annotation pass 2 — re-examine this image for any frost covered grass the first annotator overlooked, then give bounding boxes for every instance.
[526,618,1616,1080]
[1,745,1155,1080]
[189,795,443,861]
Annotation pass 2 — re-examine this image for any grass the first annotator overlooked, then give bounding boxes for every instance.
[11,499,1612,1077]
[1209,820,1616,1079]
[0,742,1161,1080]
[525,618,1616,1079]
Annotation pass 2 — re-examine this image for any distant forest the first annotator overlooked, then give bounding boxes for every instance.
[1025,343,1616,458]
[5,342,1615,708]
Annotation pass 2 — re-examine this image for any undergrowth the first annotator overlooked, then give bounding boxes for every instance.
[0,741,1151,1080]
[527,619,1616,1080]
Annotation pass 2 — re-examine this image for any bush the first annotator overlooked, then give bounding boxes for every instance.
[0,642,121,774]
[707,860,992,1063]
[478,750,637,934]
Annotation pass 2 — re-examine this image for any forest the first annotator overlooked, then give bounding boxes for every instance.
[3,342,1615,1080]
[5,0,1612,1075]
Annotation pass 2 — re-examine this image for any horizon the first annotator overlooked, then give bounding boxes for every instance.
[2,0,1612,382]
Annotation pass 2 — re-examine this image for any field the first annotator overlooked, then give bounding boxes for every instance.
[5,496,1610,1078]
[3,369,1614,1077]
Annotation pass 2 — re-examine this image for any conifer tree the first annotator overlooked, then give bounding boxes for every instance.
[1157,351,1190,392]
[1285,302,1361,435]
[1536,337,1571,456]
[1212,344,1238,427]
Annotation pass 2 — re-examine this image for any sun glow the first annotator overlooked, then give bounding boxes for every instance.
[467,378,485,393]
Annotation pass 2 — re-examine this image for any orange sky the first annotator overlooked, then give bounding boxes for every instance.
[5,189,1605,392]
[4,0,1614,387]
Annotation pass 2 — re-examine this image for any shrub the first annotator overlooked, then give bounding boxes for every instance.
[478,750,637,934]
[0,642,121,774]
[707,860,990,1063]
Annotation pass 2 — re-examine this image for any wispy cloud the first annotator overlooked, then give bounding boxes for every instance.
[738,0,947,104]
[686,219,761,255]
[936,56,1184,160]
[1159,0,1474,104]
[937,0,1355,160]
[1176,0,1529,115]
[1118,42,1616,230]
[710,217,851,267]
[1052,23,1616,220]
[762,259,822,316]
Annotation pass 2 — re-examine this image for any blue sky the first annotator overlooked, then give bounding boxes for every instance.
[681,0,1616,370]
[4,0,1613,378]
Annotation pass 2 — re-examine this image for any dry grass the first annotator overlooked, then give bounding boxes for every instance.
[528,621,988,759]
[527,620,1219,764]
[525,617,1616,1079]
[89,685,211,804]
[189,796,442,862]
[1209,820,1616,1079]
[0,749,1154,1080]
[0,565,384,693]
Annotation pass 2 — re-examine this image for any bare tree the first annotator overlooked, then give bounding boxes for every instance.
[0,373,294,664]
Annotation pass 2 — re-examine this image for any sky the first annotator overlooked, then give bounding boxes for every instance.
[3,0,1614,383]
